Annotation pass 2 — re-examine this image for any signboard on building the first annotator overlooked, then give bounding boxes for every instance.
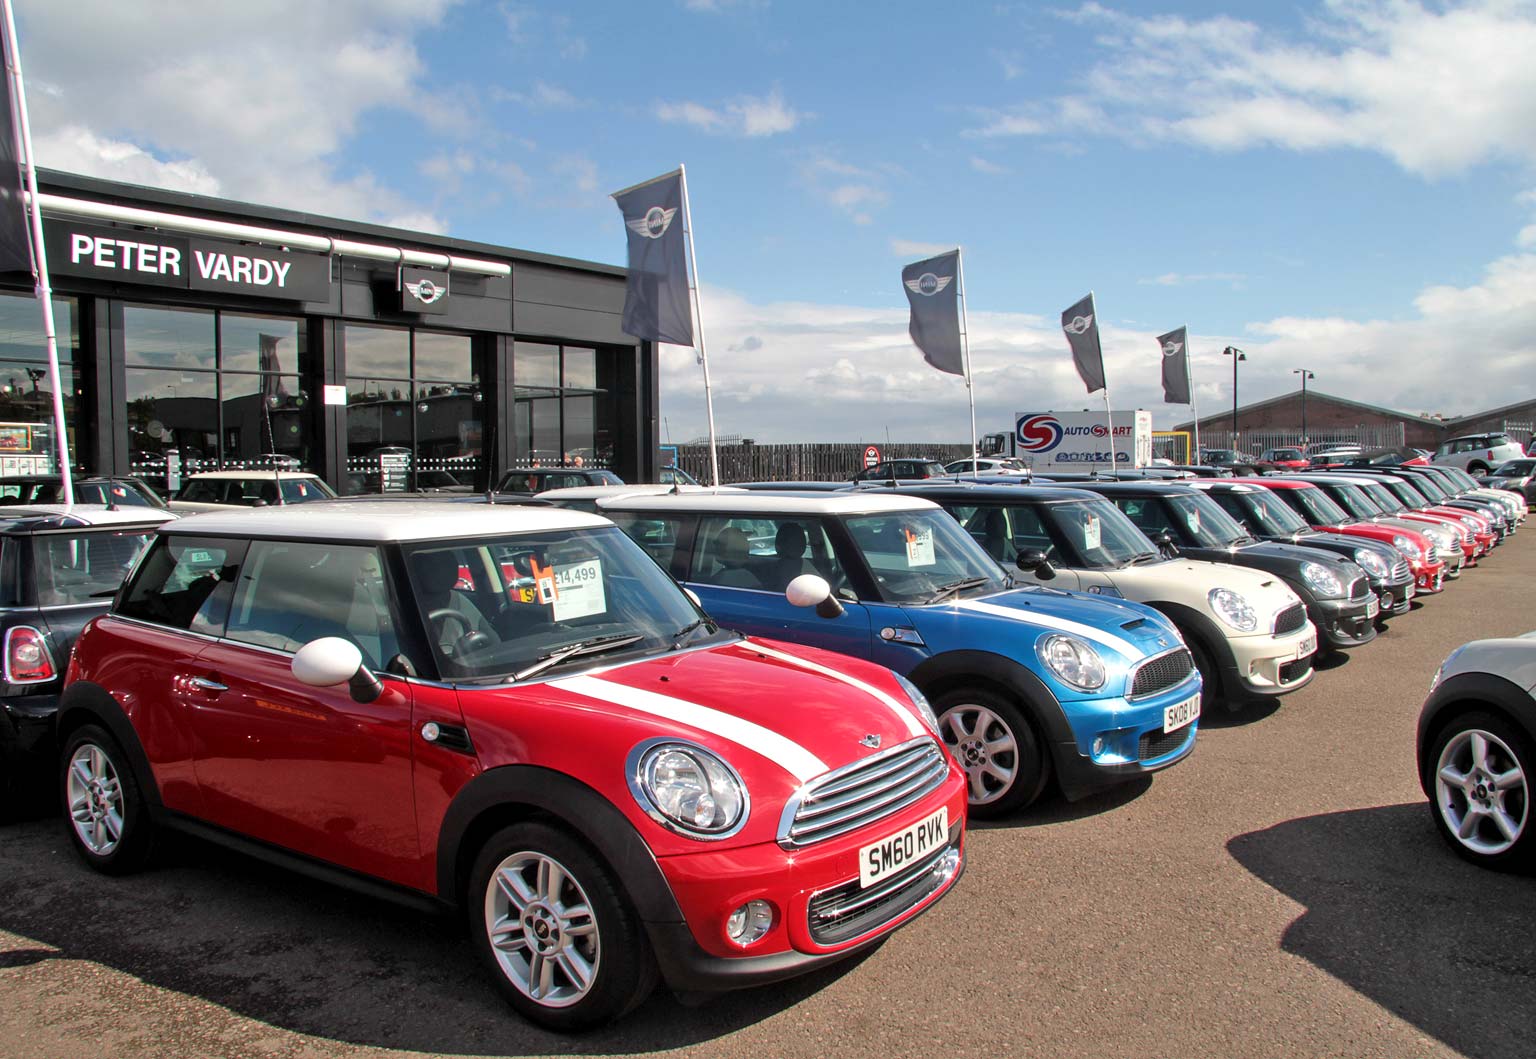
[44,220,333,302]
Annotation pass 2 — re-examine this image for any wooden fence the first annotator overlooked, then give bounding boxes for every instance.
[676,442,976,483]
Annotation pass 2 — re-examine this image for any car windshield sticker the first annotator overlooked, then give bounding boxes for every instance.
[552,558,605,621]
[1083,512,1101,550]
[528,557,559,605]
[903,525,936,567]
[296,483,309,497]
[1186,508,1200,534]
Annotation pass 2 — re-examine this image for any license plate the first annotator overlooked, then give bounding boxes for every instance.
[859,808,948,888]
[1163,693,1200,734]
[1404,582,1415,600]
[1365,598,1380,618]
[1296,633,1317,659]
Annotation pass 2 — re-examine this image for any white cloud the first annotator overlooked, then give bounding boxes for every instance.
[968,1,1536,178]
[969,156,1008,175]
[655,88,803,137]
[496,81,584,110]
[1137,271,1247,288]
[20,0,458,227]
[890,239,955,258]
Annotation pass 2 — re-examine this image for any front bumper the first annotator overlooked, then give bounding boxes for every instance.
[1227,621,1318,696]
[1050,672,1202,799]
[1312,596,1378,648]
[1411,559,1446,593]
[1375,577,1415,616]
[646,774,967,990]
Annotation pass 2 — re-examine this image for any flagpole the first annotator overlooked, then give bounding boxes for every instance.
[1092,290,1116,474]
[677,164,719,487]
[2,0,72,504]
[1186,325,1200,464]
[955,247,978,467]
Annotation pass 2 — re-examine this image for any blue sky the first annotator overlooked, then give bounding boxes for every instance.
[20,0,1536,443]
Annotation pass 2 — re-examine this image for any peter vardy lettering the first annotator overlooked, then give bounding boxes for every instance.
[193,249,293,288]
[70,233,182,276]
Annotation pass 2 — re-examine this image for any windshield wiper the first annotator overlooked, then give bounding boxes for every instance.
[1130,552,1163,564]
[513,634,644,682]
[924,576,991,604]
[670,618,716,649]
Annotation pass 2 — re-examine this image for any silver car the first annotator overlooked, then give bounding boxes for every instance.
[1418,634,1536,869]
[1432,432,1527,475]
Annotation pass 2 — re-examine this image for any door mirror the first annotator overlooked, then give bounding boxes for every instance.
[683,586,702,608]
[1015,549,1055,580]
[292,636,383,703]
[786,573,845,619]
[1153,530,1178,556]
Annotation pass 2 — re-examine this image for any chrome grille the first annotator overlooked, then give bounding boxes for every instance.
[1426,543,1440,565]
[1273,603,1307,635]
[778,739,949,849]
[1390,558,1411,583]
[806,837,961,945]
[1129,648,1195,699]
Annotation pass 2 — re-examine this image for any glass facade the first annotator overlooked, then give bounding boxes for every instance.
[124,305,313,493]
[512,342,615,470]
[0,293,83,476]
[343,325,480,494]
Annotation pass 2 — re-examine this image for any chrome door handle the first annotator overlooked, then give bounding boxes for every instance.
[187,677,228,692]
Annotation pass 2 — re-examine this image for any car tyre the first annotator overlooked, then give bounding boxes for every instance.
[1427,710,1533,870]
[1184,636,1236,713]
[469,821,657,1031]
[60,724,155,874]
[933,687,1048,817]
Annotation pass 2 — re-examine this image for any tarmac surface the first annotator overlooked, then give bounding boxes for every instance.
[2,529,1534,1059]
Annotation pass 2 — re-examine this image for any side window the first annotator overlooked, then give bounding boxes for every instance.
[606,512,689,572]
[1115,499,1175,536]
[239,479,280,506]
[178,480,221,503]
[117,536,247,633]
[225,542,399,669]
[280,479,322,503]
[692,515,850,595]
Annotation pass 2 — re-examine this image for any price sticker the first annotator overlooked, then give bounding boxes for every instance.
[903,526,936,568]
[552,558,605,621]
[1083,513,1101,550]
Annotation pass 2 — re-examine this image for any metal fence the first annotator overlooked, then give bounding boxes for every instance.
[1196,424,1407,455]
[675,442,976,483]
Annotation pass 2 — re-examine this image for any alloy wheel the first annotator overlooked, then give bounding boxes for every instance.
[66,743,123,856]
[1435,728,1528,855]
[941,705,1018,804]
[484,851,601,1008]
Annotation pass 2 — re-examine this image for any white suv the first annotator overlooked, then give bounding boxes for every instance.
[1433,432,1526,476]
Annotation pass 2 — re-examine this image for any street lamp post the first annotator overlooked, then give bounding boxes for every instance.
[1292,368,1315,446]
[1223,346,1247,448]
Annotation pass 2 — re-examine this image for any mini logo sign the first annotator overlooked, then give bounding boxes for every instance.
[904,272,953,296]
[405,278,447,305]
[627,206,678,239]
[1064,314,1095,335]
[400,266,450,314]
[861,734,882,749]
[1162,340,1183,357]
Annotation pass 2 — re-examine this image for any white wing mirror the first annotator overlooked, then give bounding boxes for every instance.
[786,573,844,619]
[684,587,702,607]
[292,637,383,703]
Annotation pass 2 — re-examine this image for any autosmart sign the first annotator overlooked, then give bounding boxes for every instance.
[44,220,333,301]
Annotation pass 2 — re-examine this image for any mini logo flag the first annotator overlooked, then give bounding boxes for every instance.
[1158,326,1190,404]
[612,169,694,346]
[901,250,963,376]
[1061,292,1105,394]
[0,30,32,274]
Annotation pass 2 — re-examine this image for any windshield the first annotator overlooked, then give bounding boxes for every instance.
[1494,460,1534,476]
[1231,490,1310,535]
[1409,474,1450,500]
[1270,449,1303,461]
[1360,482,1405,513]
[1292,486,1353,525]
[842,508,1007,604]
[31,528,157,607]
[1165,492,1250,547]
[1328,483,1383,519]
[1043,498,1159,568]
[401,526,711,682]
[1384,479,1430,507]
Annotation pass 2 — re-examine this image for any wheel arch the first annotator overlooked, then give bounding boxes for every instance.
[1416,672,1536,795]
[436,764,686,926]
[907,650,1068,746]
[1141,601,1233,698]
[55,681,165,817]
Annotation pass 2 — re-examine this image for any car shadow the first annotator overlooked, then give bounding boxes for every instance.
[1196,696,1281,729]
[973,776,1154,831]
[1228,803,1536,1059]
[1312,649,1351,673]
[0,819,869,1055]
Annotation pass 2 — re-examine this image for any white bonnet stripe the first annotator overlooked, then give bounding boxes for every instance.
[552,674,827,782]
[957,599,1140,658]
[747,642,924,738]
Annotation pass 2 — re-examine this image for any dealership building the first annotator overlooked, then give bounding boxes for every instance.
[0,169,660,495]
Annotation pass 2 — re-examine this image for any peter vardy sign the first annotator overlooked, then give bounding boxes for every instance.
[45,220,333,301]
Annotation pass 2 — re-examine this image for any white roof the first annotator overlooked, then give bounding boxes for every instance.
[0,505,177,526]
[536,484,747,501]
[183,470,324,481]
[161,499,609,542]
[596,491,938,515]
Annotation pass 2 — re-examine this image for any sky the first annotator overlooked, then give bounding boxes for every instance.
[16,0,1536,444]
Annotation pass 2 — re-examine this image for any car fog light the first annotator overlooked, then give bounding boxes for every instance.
[1092,736,1107,757]
[727,900,774,946]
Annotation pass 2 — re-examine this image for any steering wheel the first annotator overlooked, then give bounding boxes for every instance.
[428,608,490,655]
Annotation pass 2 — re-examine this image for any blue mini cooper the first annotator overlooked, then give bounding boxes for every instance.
[593,491,1202,816]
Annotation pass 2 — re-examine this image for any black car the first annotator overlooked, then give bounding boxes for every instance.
[1199,450,1264,475]
[1169,465,1235,478]
[1188,480,1415,617]
[1482,458,1536,502]
[1077,481,1379,650]
[0,507,172,815]
[849,459,949,482]
[493,467,625,495]
[0,474,167,509]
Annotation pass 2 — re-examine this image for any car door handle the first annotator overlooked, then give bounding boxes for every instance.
[187,677,228,692]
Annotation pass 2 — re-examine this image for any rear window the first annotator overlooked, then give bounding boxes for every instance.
[32,529,158,607]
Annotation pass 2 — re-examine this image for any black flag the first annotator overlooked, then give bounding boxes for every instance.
[1061,292,1105,394]
[612,169,693,346]
[1158,326,1191,404]
[901,250,963,376]
[0,28,32,274]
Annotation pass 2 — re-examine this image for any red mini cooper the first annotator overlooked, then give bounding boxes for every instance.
[58,502,966,1029]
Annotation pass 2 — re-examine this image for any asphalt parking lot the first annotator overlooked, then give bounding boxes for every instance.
[2,533,1533,1059]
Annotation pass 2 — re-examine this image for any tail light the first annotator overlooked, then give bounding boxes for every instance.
[4,626,57,684]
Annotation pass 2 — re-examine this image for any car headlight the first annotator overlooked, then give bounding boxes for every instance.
[894,672,941,734]
[1459,516,1477,529]
[1207,587,1258,632]
[1422,526,1454,551]
[1299,561,1343,597]
[1352,548,1388,579]
[629,741,748,839]
[1391,534,1422,561]
[1036,633,1107,690]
